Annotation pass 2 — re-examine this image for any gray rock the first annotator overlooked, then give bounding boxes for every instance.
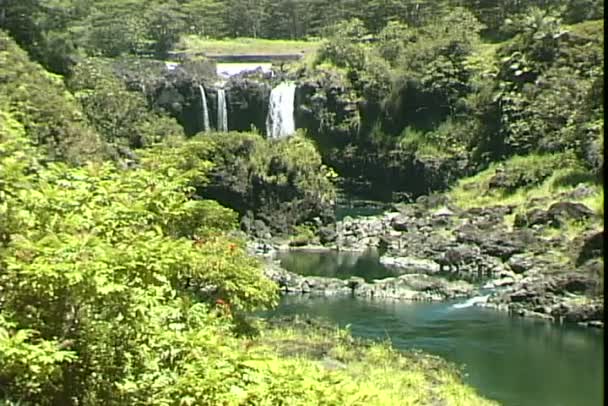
[507,253,537,274]
[432,207,455,217]
[547,202,595,223]
[575,231,604,266]
[380,256,440,274]
[390,215,410,232]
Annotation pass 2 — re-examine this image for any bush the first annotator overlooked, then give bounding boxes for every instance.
[186,132,336,233]
[68,58,185,148]
[0,33,104,163]
[487,153,572,193]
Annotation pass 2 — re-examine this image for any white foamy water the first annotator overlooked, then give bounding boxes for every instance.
[165,62,179,71]
[266,82,296,139]
[451,294,490,309]
[217,88,228,132]
[217,63,272,78]
[198,85,210,132]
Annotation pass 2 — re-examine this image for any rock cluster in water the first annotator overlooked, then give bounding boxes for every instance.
[252,185,604,328]
[263,260,474,302]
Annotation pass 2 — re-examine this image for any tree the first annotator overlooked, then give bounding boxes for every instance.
[145,1,187,58]
[68,58,184,148]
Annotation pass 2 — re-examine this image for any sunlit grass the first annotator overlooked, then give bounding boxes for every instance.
[253,323,498,406]
[175,35,321,56]
[448,153,602,210]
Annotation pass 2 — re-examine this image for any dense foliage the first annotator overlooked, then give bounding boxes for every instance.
[0,111,278,403]
[0,0,604,403]
[295,4,603,198]
[0,47,490,406]
[1,0,603,72]
[179,131,337,234]
[67,58,185,149]
[0,32,104,163]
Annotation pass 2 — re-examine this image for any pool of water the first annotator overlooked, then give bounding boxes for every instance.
[268,252,604,406]
[276,249,397,282]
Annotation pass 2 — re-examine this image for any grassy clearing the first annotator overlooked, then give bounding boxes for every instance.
[175,35,321,56]
[252,320,497,406]
[448,153,602,211]
[564,18,604,37]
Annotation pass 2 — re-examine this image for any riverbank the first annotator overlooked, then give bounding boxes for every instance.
[250,182,604,329]
[252,315,497,406]
[264,295,604,406]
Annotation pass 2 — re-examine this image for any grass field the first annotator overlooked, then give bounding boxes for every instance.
[175,35,321,56]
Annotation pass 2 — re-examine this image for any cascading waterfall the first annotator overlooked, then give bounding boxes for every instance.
[266,82,296,139]
[198,85,210,133]
[217,88,228,132]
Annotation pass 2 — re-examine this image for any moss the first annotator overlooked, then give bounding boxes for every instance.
[289,224,317,247]
[565,19,604,39]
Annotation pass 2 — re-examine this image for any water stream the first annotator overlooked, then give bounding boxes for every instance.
[217,88,228,131]
[266,82,296,138]
[269,251,604,406]
[198,85,210,133]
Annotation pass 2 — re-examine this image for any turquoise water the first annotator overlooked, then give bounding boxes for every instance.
[269,252,604,406]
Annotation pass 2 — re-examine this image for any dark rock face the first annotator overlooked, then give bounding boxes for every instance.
[484,269,604,325]
[390,215,410,232]
[226,74,272,134]
[294,69,360,141]
[507,253,539,274]
[111,58,218,136]
[455,225,530,261]
[547,202,595,224]
[112,59,476,200]
[514,208,551,227]
[318,225,337,244]
[297,196,603,327]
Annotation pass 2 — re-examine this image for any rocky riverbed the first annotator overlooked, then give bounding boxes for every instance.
[251,186,604,328]
[263,259,475,301]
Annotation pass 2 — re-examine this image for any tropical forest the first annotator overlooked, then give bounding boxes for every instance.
[0,0,604,405]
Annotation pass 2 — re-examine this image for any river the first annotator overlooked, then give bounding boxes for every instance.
[267,251,604,406]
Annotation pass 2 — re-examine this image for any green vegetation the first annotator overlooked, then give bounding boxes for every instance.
[0,51,489,405]
[447,152,603,253]
[448,153,601,209]
[190,131,336,234]
[255,320,496,406]
[0,32,104,163]
[291,6,603,198]
[0,0,604,404]
[68,58,185,149]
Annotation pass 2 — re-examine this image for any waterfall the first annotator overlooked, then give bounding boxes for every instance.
[217,88,228,132]
[198,85,210,133]
[266,82,296,139]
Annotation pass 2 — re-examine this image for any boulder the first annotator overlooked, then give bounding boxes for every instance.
[513,208,551,228]
[318,225,337,244]
[547,202,595,224]
[575,230,604,266]
[507,253,538,274]
[379,256,440,274]
[390,214,410,232]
